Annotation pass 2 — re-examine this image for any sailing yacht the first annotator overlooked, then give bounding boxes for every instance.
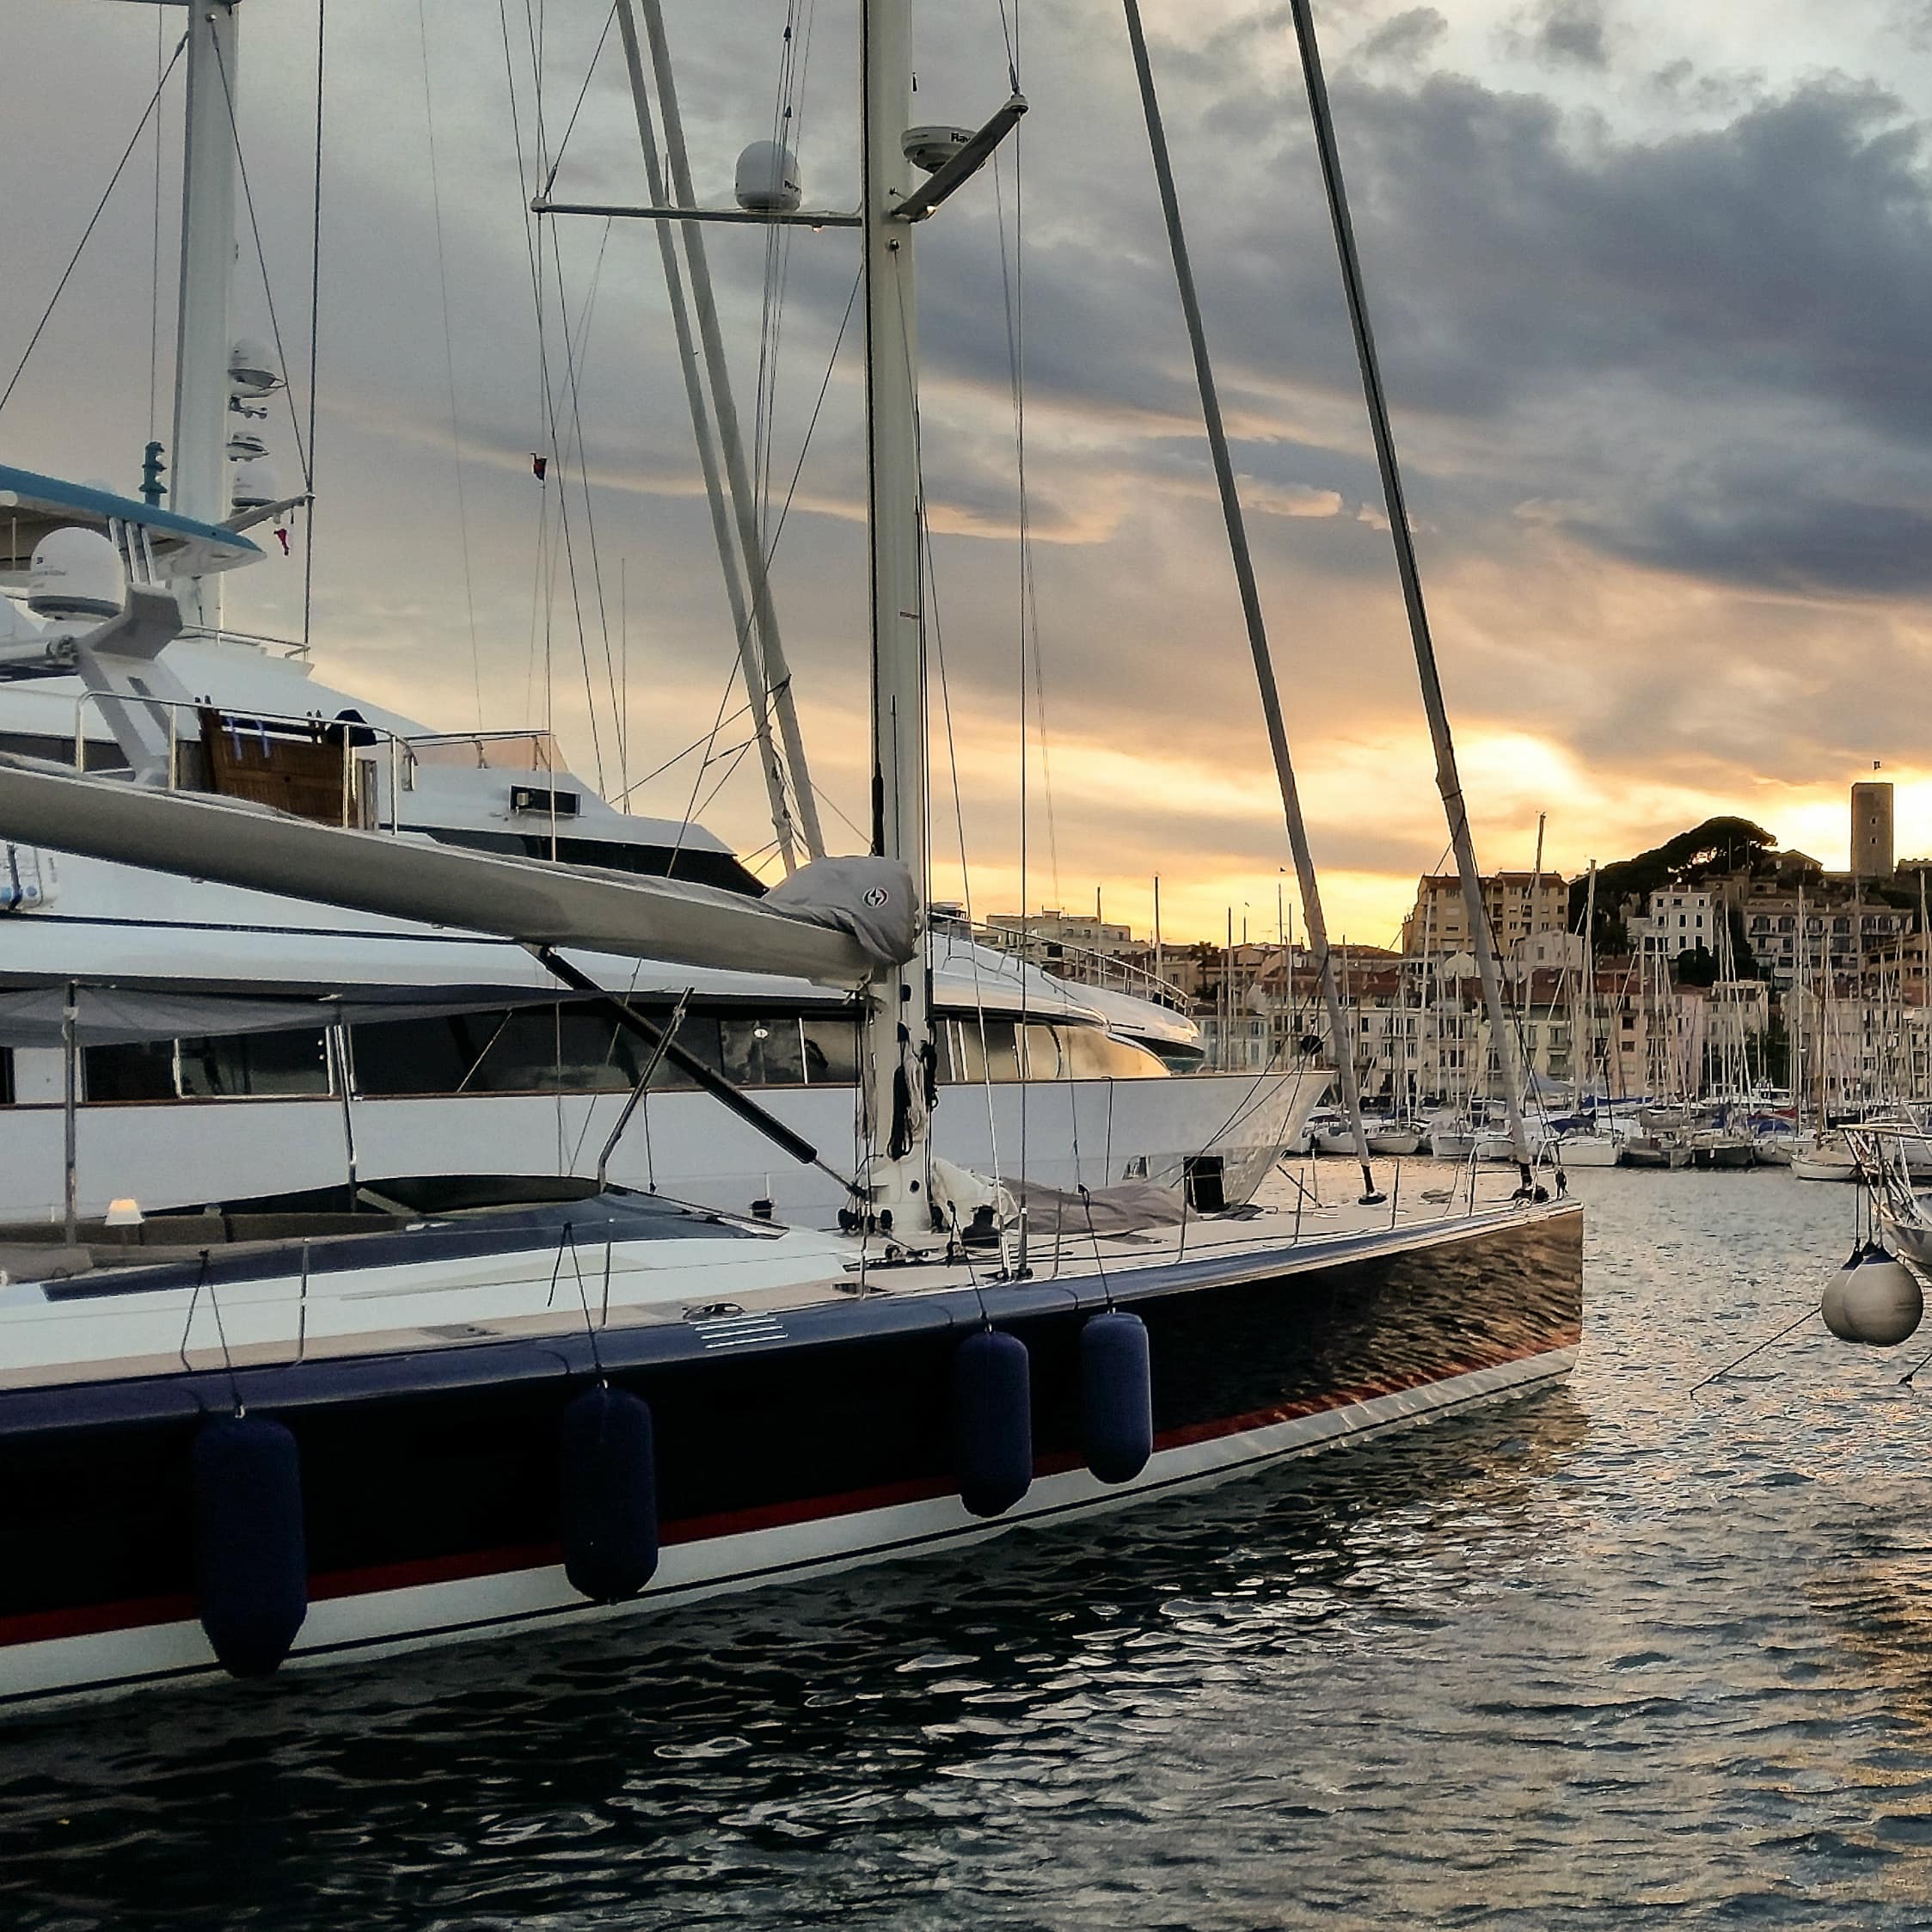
[0,4,1322,1233]
[0,0,1581,1709]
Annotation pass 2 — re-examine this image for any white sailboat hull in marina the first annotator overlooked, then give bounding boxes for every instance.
[1791,1150,1862,1182]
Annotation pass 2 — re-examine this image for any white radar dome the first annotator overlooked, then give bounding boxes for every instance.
[904,125,972,174]
[230,457,282,512]
[227,426,268,461]
[27,527,124,621]
[228,336,280,396]
[735,141,801,213]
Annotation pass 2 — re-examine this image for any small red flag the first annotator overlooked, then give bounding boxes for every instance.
[531,454,549,481]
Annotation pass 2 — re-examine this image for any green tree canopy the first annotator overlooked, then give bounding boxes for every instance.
[1569,816,1779,936]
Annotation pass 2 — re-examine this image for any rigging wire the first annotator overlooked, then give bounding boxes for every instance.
[301,0,326,655]
[752,0,818,547]
[549,213,626,789]
[760,268,862,573]
[502,0,610,798]
[148,9,166,445]
[415,0,486,727]
[923,393,1005,1194]
[0,34,186,423]
[208,31,311,482]
[540,0,619,194]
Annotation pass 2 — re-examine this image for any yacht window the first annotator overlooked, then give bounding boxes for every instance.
[177,1030,331,1099]
[949,1015,1021,1083]
[802,1016,861,1086]
[721,1018,805,1088]
[1019,1024,1065,1081]
[472,1008,662,1093]
[354,1006,672,1095]
[415,828,764,897]
[353,1011,492,1095]
[0,1049,13,1106]
[83,1040,178,1103]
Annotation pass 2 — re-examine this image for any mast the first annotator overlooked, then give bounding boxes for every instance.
[612,0,801,871]
[634,0,825,868]
[858,0,933,1225]
[1579,860,1596,1118]
[172,0,241,630]
[1286,0,1536,1186]
[1122,0,1381,1200]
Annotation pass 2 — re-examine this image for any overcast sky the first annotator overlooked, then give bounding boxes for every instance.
[9,0,1932,944]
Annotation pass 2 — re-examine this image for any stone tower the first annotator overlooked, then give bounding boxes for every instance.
[1852,777,1894,880]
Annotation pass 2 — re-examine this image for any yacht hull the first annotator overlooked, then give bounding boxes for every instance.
[0,1070,1326,1230]
[0,1202,1581,1709]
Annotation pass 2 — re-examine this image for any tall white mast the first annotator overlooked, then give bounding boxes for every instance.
[858,0,932,1226]
[172,0,241,629]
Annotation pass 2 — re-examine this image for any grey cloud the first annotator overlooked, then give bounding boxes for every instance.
[1360,9,1449,67]
[1515,0,1612,70]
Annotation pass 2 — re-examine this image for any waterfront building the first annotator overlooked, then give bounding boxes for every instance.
[1401,871,1567,958]
[1633,888,1717,959]
[1740,892,1911,989]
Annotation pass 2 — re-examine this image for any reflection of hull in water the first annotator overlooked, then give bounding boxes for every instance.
[1555,1135,1620,1168]
[0,1193,1583,1709]
[1690,1137,1756,1170]
[1621,1136,1689,1169]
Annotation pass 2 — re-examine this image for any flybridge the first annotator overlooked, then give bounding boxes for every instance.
[0,464,261,589]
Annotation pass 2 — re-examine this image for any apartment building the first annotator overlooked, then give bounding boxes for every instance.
[1401,872,1568,957]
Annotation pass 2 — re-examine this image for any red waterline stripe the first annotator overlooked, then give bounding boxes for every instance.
[0,1330,1579,1652]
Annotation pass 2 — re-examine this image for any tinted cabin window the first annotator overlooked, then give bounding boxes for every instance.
[721,1019,804,1088]
[86,1033,331,1101]
[418,828,764,897]
[802,1016,860,1086]
[949,1016,1020,1083]
[84,1040,178,1102]
[1062,1028,1168,1079]
[178,1030,330,1097]
[352,1012,488,1095]
[1019,1024,1064,1081]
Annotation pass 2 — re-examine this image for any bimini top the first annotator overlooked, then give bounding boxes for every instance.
[0,464,262,581]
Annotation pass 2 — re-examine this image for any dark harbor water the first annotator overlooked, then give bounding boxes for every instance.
[7,1169,1932,1929]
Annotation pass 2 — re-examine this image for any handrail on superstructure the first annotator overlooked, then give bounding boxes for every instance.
[942,913,1190,1013]
[65,689,416,833]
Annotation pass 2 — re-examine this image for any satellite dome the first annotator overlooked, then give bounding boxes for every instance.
[230,457,282,513]
[735,140,801,213]
[27,527,123,621]
[228,336,280,396]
